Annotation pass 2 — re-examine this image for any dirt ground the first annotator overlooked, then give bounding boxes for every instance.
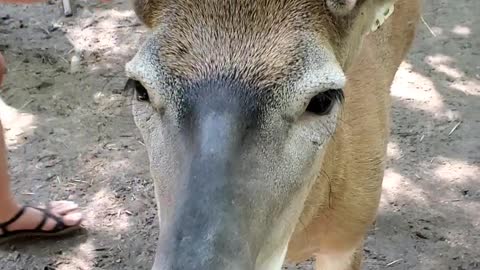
[0,0,478,269]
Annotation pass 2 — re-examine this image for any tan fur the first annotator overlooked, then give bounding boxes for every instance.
[129,0,421,269]
[326,0,358,16]
[132,0,167,27]
[287,1,421,268]
[135,1,337,89]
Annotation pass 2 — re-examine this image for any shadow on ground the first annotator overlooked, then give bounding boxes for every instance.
[365,1,479,269]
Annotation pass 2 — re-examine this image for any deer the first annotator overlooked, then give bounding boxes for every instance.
[124,0,421,269]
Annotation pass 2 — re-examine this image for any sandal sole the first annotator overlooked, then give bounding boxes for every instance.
[0,225,83,245]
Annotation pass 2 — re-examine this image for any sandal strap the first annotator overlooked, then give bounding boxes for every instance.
[32,207,66,232]
[33,208,49,231]
[0,205,68,235]
[0,206,27,232]
[0,205,80,240]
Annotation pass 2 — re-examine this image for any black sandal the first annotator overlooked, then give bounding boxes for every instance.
[0,205,82,244]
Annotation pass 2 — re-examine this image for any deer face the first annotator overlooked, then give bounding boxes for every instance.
[126,0,396,269]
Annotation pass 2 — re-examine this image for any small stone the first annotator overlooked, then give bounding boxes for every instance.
[70,54,82,73]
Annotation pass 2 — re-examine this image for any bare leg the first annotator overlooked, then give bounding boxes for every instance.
[0,53,82,239]
[0,121,18,217]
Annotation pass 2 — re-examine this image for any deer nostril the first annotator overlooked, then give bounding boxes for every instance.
[124,79,150,102]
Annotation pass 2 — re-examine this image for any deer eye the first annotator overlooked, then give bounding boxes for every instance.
[305,89,344,115]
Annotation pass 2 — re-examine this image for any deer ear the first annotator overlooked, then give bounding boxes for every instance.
[326,0,358,16]
[327,0,397,33]
[131,0,164,28]
[369,0,396,32]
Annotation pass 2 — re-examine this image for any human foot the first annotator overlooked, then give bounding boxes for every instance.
[0,201,83,244]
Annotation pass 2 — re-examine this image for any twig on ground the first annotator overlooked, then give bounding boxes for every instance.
[386,259,403,267]
[448,121,462,136]
[19,99,34,110]
[421,16,436,37]
[71,179,89,184]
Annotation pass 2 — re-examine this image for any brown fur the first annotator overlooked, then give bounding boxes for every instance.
[134,0,338,89]
[129,0,421,269]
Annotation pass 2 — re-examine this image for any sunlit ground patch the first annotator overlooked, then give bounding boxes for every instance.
[56,240,96,270]
[83,188,131,233]
[391,62,455,119]
[0,97,37,147]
